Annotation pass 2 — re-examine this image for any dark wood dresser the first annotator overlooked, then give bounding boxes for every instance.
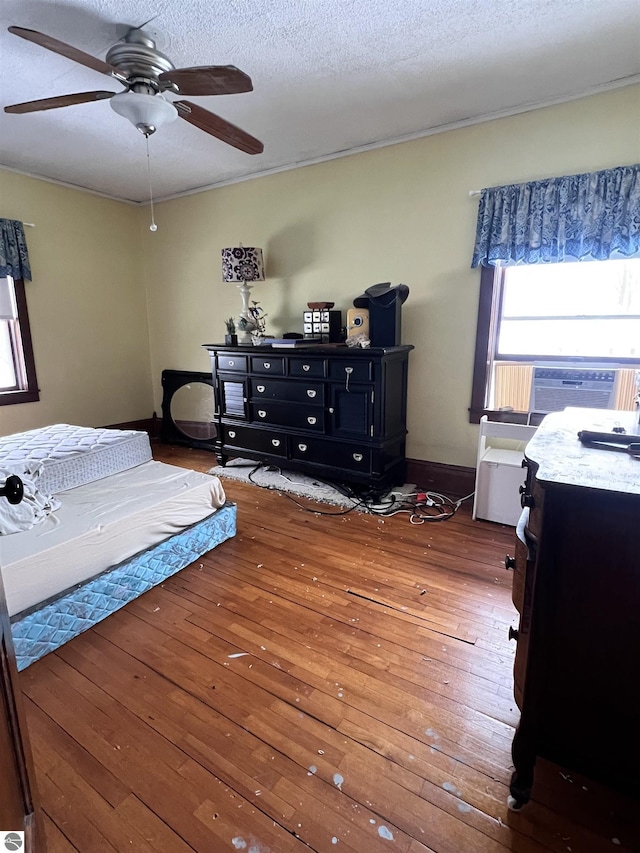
[203,343,412,490]
[507,407,640,808]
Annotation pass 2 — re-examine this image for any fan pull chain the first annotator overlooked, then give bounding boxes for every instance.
[145,135,158,232]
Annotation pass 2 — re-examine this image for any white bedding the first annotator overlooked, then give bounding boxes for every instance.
[0,465,60,535]
[0,460,226,617]
[0,423,152,494]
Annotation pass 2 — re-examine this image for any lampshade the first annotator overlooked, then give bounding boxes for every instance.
[110,92,178,136]
[221,247,265,283]
[0,277,16,320]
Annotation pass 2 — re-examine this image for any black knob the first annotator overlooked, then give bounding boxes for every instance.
[508,626,519,642]
[505,555,516,570]
[0,474,24,505]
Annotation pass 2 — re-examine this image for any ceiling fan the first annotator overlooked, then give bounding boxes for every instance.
[4,24,264,154]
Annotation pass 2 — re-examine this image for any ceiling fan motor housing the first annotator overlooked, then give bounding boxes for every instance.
[106,28,175,92]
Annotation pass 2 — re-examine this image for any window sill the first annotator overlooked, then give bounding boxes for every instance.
[0,389,40,406]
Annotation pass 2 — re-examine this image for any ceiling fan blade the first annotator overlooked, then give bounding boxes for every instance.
[8,26,122,79]
[4,91,116,114]
[174,100,263,154]
[159,66,253,96]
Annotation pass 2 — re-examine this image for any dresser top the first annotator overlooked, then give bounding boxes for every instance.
[525,407,640,496]
[202,343,413,356]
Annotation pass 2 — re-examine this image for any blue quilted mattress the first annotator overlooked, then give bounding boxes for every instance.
[11,502,236,670]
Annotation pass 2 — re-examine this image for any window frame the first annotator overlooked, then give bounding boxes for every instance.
[0,277,39,406]
[468,263,640,424]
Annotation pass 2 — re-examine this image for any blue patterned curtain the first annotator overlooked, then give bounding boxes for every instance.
[0,219,31,281]
[471,164,640,267]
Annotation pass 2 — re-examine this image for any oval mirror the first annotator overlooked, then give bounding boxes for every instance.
[169,382,216,440]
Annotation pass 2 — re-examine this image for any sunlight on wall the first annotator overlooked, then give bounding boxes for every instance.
[140,85,640,467]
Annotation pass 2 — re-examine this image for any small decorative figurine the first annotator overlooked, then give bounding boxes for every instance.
[224,317,237,346]
[247,301,268,343]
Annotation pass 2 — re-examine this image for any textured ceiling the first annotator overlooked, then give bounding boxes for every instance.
[1,0,639,204]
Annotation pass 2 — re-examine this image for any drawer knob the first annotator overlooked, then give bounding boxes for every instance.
[302,364,310,372]
[228,360,235,367]
[258,410,267,418]
[257,384,265,393]
[298,443,307,452]
[505,555,516,570]
[307,389,317,398]
[508,626,519,642]
[307,416,317,425]
[328,407,334,414]
[263,362,271,369]
[352,452,363,462]
[271,439,280,447]
[228,430,236,439]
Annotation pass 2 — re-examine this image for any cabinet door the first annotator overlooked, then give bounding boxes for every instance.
[330,383,373,438]
[220,378,248,419]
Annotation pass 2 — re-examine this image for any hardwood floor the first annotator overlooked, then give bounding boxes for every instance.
[19,444,639,852]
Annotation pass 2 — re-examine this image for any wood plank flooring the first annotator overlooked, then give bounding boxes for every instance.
[19,444,639,852]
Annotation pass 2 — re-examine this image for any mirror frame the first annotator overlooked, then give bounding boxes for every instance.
[160,369,218,450]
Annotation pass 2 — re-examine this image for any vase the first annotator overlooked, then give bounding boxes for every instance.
[224,334,238,345]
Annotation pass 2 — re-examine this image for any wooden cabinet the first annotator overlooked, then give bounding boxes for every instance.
[506,408,640,809]
[204,343,413,490]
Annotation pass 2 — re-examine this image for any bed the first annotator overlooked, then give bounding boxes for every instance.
[0,424,236,670]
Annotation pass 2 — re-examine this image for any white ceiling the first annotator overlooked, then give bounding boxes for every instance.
[1,0,639,204]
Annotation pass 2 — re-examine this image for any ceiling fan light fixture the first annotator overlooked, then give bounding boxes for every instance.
[110,91,177,136]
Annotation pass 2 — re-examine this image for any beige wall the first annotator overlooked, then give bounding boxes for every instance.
[1,88,637,463]
[0,169,153,435]
[142,85,640,467]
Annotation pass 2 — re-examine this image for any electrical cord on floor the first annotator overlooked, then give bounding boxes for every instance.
[245,461,364,515]
[238,460,475,522]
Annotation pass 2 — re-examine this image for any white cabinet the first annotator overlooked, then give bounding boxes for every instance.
[473,416,537,526]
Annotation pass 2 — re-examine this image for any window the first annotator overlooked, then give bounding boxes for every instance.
[0,276,39,406]
[469,259,640,423]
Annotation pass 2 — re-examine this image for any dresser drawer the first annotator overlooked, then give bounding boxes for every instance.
[250,356,285,375]
[328,360,372,383]
[289,358,326,378]
[291,437,371,472]
[218,353,247,372]
[223,424,287,457]
[251,402,325,432]
[526,479,544,538]
[250,378,324,405]
[512,536,528,614]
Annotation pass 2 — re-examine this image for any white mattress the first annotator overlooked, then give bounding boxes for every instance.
[0,460,226,617]
[0,424,152,494]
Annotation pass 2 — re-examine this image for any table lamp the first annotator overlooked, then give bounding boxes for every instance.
[221,245,265,344]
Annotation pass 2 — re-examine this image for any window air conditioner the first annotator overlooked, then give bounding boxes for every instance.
[530,366,617,414]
